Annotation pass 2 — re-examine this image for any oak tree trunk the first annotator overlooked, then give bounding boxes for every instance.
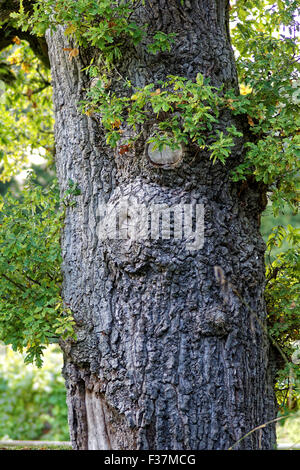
[46,0,277,450]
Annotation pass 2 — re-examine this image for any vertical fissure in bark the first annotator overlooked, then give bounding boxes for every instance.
[46,0,277,450]
[85,389,111,450]
[63,363,89,450]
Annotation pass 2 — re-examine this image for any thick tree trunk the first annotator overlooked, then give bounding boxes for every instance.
[46,0,277,450]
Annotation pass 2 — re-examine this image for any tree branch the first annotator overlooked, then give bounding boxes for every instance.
[1,273,26,291]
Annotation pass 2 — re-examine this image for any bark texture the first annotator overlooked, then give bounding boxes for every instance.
[46,0,277,450]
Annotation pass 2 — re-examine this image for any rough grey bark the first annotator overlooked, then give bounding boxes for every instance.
[46,0,277,450]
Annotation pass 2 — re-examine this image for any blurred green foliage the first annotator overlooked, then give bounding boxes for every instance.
[276,409,300,445]
[0,40,54,182]
[0,175,76,366]
[261,205,300,256]
[0,344,69,441]
[261,207,300,418]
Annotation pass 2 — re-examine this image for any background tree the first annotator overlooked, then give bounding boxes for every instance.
[0,0,299,450]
